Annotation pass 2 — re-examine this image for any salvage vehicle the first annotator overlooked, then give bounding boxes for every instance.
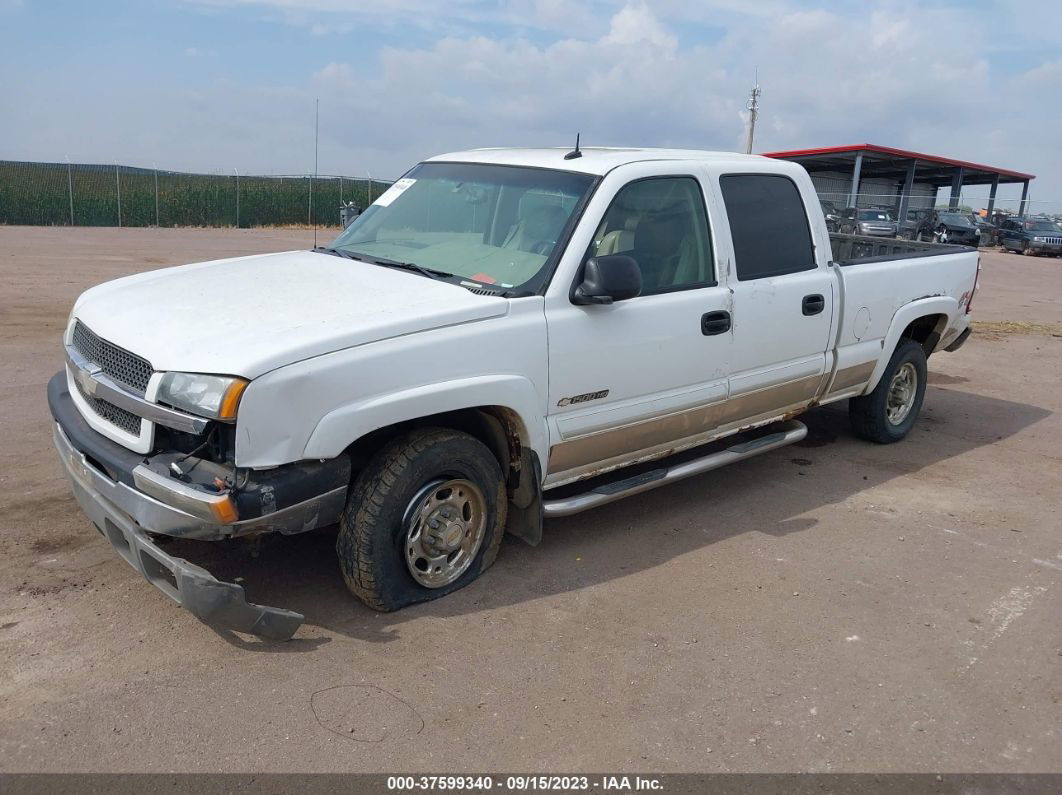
[50,147,979,640]
[900,208,932,241]
[916,210,981,246]
[969,213,998,247]
[998,216,1062,256]
[838,208,898,237]
[819,199,841,232]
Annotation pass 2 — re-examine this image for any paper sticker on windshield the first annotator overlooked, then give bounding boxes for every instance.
[372,177,416,207]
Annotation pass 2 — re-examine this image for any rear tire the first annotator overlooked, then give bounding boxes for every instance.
[336,428,507,611]
[849,340,928,444]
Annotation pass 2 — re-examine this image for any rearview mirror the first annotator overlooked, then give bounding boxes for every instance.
[572,255,642,305]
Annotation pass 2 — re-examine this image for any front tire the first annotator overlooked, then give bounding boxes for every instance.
[337,428,507,611]
[849,340,928,444]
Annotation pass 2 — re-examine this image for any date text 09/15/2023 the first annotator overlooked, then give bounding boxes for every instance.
[386,775,664,791]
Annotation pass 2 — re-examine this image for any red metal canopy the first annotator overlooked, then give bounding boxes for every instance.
[763,143,1034,182]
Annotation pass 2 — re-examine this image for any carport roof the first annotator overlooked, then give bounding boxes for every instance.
[762,143,1034,186]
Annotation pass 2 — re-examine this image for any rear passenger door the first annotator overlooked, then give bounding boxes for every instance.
[718,173,834,423]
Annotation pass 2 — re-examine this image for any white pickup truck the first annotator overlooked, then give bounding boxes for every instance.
[50,147,978,639]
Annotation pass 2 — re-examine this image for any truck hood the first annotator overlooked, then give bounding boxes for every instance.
[71,250,508,378]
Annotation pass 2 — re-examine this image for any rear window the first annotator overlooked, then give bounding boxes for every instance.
[720,174,816,281]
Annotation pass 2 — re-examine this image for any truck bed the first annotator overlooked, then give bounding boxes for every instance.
[829,232,973,265]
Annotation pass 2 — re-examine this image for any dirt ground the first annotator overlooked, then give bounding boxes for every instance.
[0,226,1059,773]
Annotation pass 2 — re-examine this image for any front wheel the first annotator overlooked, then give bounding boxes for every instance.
[337,428,507,611]
[849,340,928,444]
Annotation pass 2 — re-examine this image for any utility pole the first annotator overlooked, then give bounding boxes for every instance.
[745,71,761,155]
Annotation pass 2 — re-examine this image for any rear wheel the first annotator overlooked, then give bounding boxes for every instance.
[849,340,928,444]
[337,428,507,611]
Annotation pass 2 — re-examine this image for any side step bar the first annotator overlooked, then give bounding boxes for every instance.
[542,420,808,518]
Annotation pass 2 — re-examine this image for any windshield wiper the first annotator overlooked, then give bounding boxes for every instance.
[313,247,452,282]
[364,256,452,281]
[312,246,358,260]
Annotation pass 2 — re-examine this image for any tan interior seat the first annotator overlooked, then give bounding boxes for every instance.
[596,216,639,256]
[503,204,567,255]
[631,212,698,291]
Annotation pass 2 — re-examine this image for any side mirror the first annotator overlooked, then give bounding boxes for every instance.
[572,255,642,305]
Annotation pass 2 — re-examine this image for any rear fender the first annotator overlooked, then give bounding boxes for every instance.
[863,297,957,393]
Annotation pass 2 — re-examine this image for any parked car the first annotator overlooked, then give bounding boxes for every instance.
[819,199,841,232]
[916,210,980,246]
[839,207,898,237]
[969,214,998,246]
[998,217,1062,256]
[49,148,978,639]
[900,208,932,240]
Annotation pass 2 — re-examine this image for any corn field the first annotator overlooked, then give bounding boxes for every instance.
[0,160,392,227]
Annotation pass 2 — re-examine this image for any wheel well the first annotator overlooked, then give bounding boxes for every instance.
[900,313,948,357]
[344,406,528,491]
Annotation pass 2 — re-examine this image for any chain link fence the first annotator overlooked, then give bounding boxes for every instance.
[2,160,1057,229]
[0,160,394,228]
[815,189,1061,220]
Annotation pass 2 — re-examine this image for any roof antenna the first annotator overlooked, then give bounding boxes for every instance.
[312,97,320,248]
[564,133,582,160]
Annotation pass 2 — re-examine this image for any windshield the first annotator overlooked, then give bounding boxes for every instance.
[939,213,973,227]
[329,162,595,291]
[857,210,892,221]
[820,201,837,214]
[1024,219,1061,232]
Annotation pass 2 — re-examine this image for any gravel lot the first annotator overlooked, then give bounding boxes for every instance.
[0,226,1060,773]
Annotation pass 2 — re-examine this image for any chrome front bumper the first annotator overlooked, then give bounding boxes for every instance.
[53,423,305,640]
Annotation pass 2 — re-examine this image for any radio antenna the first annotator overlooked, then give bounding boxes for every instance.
[312,97,320,248]
[564,132,582,160]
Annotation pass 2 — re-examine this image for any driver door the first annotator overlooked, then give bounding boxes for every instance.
[543,171,733,486]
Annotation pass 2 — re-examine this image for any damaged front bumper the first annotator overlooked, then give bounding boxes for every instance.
[48,373,349,641]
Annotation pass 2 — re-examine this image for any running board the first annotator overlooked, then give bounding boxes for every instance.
[542,420,808,518]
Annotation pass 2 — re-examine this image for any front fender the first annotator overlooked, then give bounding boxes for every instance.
[864,296,957,393]
[301,374,549,468]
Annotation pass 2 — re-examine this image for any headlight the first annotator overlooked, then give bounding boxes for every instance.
[157,372,248,421]
[1034,236,1046,242]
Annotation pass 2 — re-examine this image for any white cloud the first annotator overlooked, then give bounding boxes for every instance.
[602,3,676,49]
[4,0,1059,209]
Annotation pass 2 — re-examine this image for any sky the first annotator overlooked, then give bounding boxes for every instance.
[2,0,1060,212]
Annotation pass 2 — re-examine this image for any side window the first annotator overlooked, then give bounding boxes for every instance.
[720,174,816,281]
[588,177,714,294]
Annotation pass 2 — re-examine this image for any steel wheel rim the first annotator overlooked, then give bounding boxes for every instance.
[886,362,918,425]
[403,478,487,588]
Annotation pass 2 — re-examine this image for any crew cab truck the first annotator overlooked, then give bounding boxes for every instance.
[49,148,979,640]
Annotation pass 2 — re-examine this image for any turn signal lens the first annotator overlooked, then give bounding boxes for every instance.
[208,495,239,525]
[218,379,248,421]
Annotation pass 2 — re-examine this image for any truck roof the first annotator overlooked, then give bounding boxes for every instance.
[426,147,772,176]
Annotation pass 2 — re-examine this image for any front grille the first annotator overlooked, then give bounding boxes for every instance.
[72,376,143,436]
[1040,236,1062,245]
[72,320,154,394]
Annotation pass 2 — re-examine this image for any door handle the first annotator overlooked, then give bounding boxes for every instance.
[802,294,825,316]
[701,310,731,336]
